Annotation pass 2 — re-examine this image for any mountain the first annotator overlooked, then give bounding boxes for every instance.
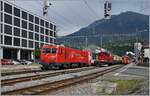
[57,11,149,55]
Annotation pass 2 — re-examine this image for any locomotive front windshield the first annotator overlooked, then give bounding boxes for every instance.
[42,48,57,54]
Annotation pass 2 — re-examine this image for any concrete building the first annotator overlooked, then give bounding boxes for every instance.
[0,0,56,60]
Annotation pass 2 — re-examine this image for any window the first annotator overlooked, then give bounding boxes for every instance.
[45,29,49,35]
[29,23,33,31]
[35,25,39,32]
[50,30,53,36]
[45,21,49,28]
[35,17,39,24]
[29,32,33,39]
[14,27,20,36]
[40,19,44,26]
[29,14,33,22]
[40,27,44,34]
[14,7,20,17]
[14,17,20,27]
[54,32,56,37]
[14,38,20,46]
[1,24,3,33]
[22,30,27,38]
[45,36,49,43]
[40,35,44,42]
[22,39,27,47]
[4,3,12,14]
[22,20,27,29]
[35,42,39,48]
[4,36,12,45]
[50,38,53,43]
[1,13,3,22]
[29,40,33,48]
[54,25,56,31]
[1,1,3,11]
[22,11,27,20]
[4,14,12,24]
[50,23,53,30]
[4,24,12,35]
[1,35,3,44]
[35,33,39,41]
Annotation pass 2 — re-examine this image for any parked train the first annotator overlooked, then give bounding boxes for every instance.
[122,55,130,64]
[40,45,92,70]
[93,51,122,66]
[40,45,130,70]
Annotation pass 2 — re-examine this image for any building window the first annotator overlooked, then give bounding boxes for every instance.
[14,38,20,46]
[50,38,53,43]
[35,16,39,24]
[4,3,12,14]
[1,24,3,33]
[29,14,33,22]
[22,39,27,47]
[35,33,39,41]
[1,35,3,44]
[22,20,27,29]
[29,23,33,31]
[45,36,49,43]
[14,17,20,27]
[4,36,12,45]
[1,1,3,11]
[54,32,56,37]
[50,30,53,36]
[54,25,56,31]
[4,24,12,35]
[14,7,20,17]
[35,25,39,32]
[35,42,39,48]
[1,13,3,22]
[50,23,53,30]
[4,14,12,24]
[14,27,20,36]
[45,29,49,35]
[29,40,33,48]
[40,19,44,26]
[40,35,44,42]
[22,11,27,20]
[40,27,44,34]
[29,32,33,39]
[22,29,27,38]
[45,21,49,28]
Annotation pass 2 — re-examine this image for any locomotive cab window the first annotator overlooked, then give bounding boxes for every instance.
[42,48,57,54]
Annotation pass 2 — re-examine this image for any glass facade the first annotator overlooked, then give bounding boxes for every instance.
[0,0,56,48]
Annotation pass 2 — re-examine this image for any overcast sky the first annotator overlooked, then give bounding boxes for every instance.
[10,0,149,36]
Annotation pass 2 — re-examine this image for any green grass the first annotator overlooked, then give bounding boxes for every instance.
[111,79,143,95]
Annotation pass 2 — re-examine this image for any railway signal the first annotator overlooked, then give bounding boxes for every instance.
[104,0,111,19]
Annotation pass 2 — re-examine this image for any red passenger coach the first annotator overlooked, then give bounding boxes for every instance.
[40,45,92,70]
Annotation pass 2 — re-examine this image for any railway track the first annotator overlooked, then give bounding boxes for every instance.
[1,67,97,86]
[1,69,43,76]
[2,65,123,95]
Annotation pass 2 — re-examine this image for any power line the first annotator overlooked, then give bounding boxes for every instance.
[83,0,100,18]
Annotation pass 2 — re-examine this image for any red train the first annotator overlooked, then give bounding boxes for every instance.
[40,45,92,70]
[122,55,130,64]
[40,45,130,70]
[94,51,122,66]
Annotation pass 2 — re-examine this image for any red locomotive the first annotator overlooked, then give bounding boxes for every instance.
[94,51,122,66]
[40,45,92,70]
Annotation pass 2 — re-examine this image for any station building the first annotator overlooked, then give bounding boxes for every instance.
[0,0,56,60]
